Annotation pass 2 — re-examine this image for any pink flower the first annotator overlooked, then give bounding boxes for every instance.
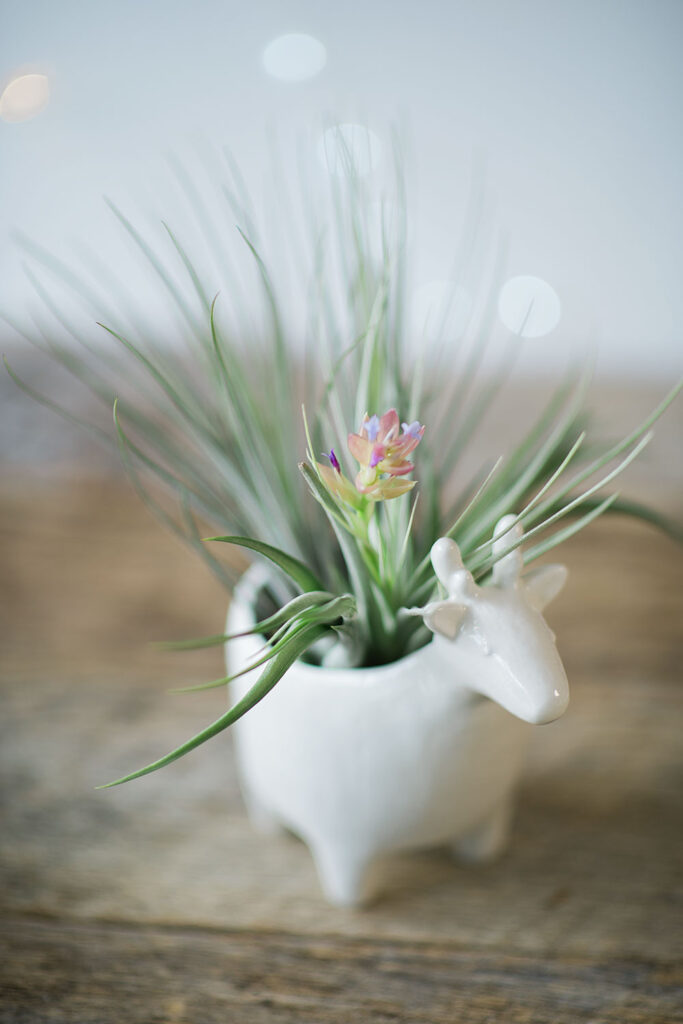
[348,409,425,499]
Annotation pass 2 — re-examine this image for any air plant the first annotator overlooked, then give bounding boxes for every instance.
[4,133,680,787]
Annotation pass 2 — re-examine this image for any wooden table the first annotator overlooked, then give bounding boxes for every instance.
[1,452,682,1021]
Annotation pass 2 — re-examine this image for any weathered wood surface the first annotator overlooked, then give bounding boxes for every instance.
[2,916,682,1024]
[1,459,682,1021]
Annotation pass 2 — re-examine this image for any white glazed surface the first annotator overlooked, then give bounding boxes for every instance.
[226,569,541,906]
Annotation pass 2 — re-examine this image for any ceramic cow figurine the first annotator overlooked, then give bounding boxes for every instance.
[411,514,569,725]
[227,514,571,906]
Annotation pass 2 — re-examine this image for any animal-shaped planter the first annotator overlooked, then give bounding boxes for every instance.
[225,515,569,906]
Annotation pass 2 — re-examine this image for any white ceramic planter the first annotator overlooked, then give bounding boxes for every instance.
[225,518,570,906]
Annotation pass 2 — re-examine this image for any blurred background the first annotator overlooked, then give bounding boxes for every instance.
[2,0,682,378]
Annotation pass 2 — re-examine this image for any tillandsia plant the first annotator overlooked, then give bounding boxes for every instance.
[4,133,680,787]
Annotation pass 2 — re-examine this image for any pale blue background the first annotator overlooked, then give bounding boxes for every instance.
[1,0,681,376]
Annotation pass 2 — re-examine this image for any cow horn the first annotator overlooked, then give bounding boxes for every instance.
[431,537,477,601]
[492,514,523,587]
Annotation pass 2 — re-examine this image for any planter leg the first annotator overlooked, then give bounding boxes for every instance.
[452,799,513,864]
[310,841,375,907]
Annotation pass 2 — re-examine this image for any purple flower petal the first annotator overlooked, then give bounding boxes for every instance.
[365,414,380,441]
[369,444,385,468]
[324,448,341,473]
[401,420,423,439]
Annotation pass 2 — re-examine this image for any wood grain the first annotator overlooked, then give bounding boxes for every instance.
[2,915,682,1024]
[1,458,682,1021]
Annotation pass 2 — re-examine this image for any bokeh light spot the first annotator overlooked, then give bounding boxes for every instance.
[498,275,561,338]
[0,73,50,123]
[262,33,327,81]
[317,124,383,177]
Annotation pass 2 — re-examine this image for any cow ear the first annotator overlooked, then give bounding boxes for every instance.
[423,601,468,640]
[523,564,568,612]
